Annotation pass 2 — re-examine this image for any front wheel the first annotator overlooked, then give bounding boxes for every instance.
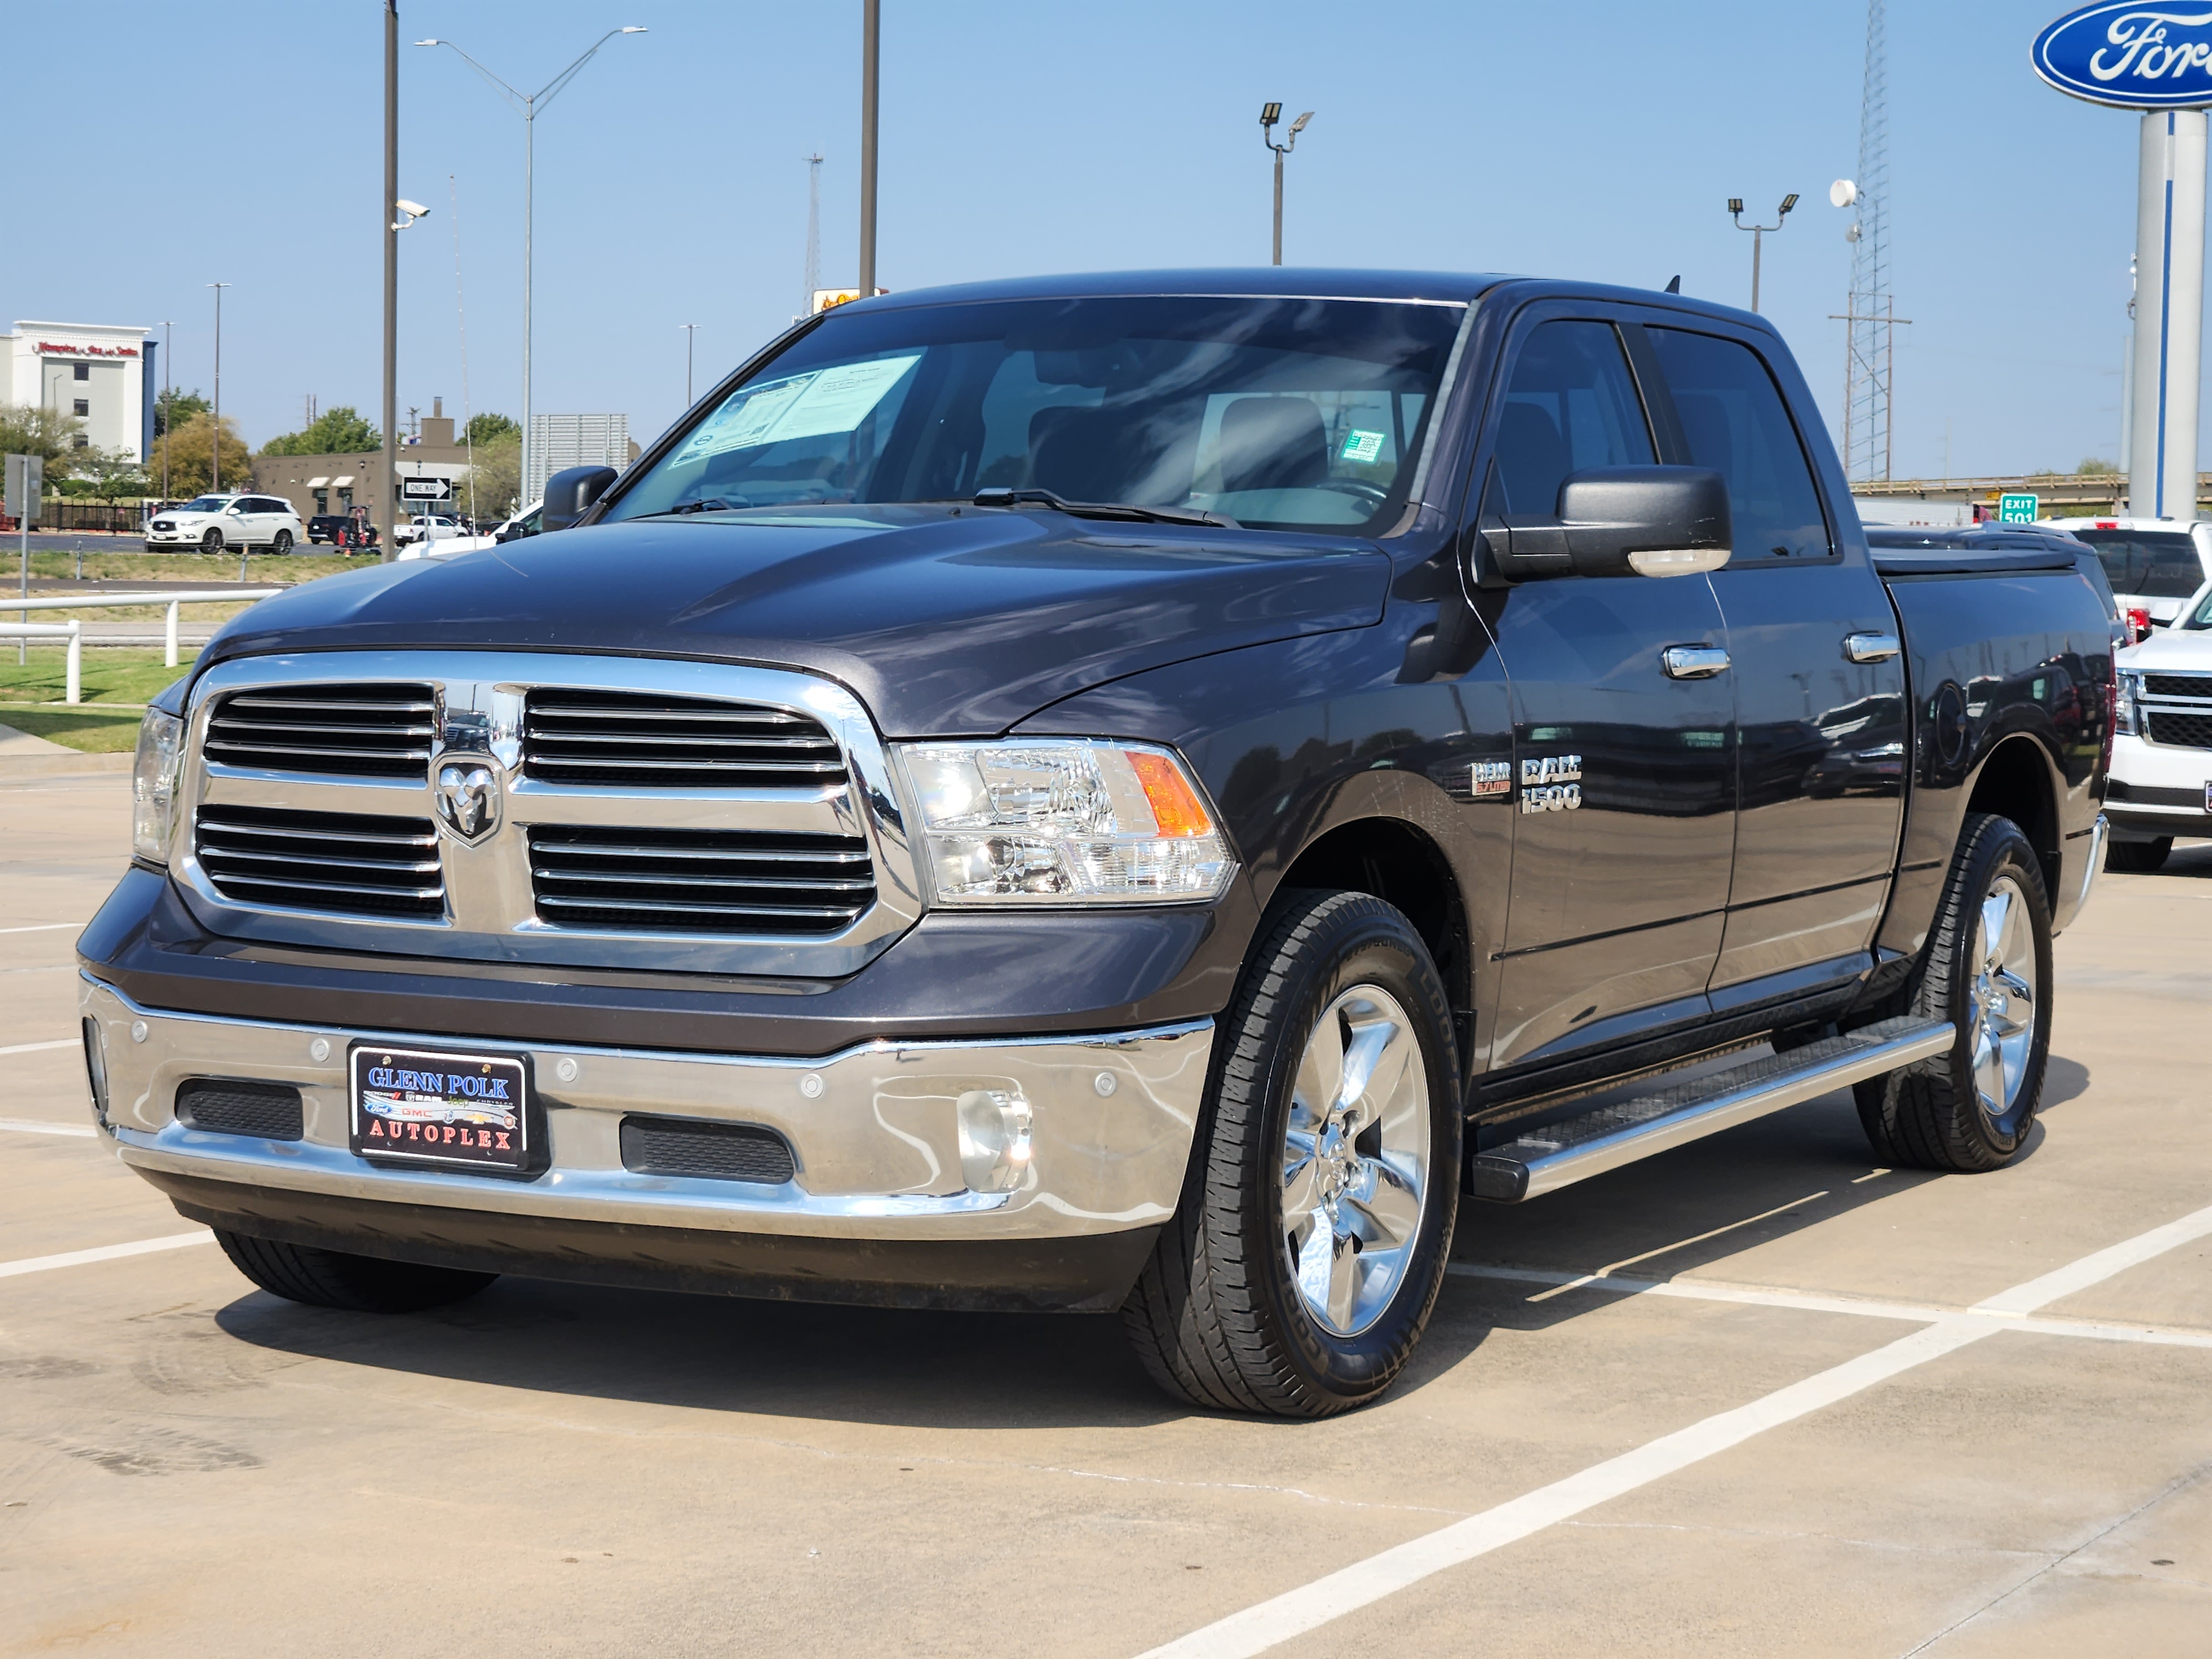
[1123,889,1461,1417]
[1855,812,2053,1172]
[214,1230,496,1313]
[200,528,223,554]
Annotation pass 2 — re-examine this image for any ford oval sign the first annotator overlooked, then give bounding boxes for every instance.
[2034,4,2212,107]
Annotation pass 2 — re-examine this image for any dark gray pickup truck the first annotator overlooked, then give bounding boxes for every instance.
[82,270,2115,1417]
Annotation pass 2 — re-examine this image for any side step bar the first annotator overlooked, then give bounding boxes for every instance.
[1468,1015,1954,1203]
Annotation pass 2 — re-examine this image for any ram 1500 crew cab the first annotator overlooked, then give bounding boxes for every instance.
[82,271,2115,1417]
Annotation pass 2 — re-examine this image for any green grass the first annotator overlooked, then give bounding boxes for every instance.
[20,547,370,585]
[0,646,194,708]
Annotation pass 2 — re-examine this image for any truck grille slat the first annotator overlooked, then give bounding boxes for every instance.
[2141,674,2212,700]
[205,682,436,778]
[195,806,446,919]
[524,689,847,789]
[529,826,874,935]
[2146,710,2212,749]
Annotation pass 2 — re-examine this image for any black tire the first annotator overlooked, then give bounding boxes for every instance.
[200,528,222,554]
[1122,890,1462,1418]
[214,1229,496,1313]
[1855,812,2053,1172]
[270,529,293,555]
[2106,836,2171,873]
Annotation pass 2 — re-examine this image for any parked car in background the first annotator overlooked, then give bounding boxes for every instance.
[394,514,468,550]
[401,500,541,559]
[2045,517,2212,631]
[307,515,356,545]
[2107,578,2212,870]
[143,494,305,555]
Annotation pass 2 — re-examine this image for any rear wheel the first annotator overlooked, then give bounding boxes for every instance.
[270,529,293,555]
[1855,812,2053,1172]
[2106,836,2171,873]
[1122,890,1460,1417]
[214,1229,496,1313]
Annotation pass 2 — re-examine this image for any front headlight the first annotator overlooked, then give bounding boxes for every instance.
[132,708,185,863]
[895,739,1235,906]
[2115,668,2142,736]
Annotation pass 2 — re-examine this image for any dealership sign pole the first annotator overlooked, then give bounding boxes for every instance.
[2036,4,2212,520]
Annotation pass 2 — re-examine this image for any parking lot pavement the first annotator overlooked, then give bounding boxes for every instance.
[3,774,2208,1658]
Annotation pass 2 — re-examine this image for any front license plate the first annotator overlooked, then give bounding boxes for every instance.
[350,1044,529,1171]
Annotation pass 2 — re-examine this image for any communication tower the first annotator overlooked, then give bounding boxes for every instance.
[1840,0,1896,482]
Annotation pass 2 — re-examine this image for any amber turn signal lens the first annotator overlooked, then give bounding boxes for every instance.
[1128,750,1213,837]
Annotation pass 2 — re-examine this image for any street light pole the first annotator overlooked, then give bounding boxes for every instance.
[160,320,173,503]
[1728,193,1799,312]
[859,0,879,295]
[207,283,229,493]
[680,324,697,408]
[416,25,647,508]
[383,0,399,560]
[1259,103,1313,266]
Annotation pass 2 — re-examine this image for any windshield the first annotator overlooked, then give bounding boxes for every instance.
[180,496,231,513]
[2070,529,2205,598]
[2183,585,2212,629]
[605,295,1464,534]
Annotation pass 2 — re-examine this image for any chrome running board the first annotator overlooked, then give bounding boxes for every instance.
[1468,1015,1955,1203]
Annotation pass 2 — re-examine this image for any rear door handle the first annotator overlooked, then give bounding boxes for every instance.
[1844,631,1901,663]
[1661,644,1730,680]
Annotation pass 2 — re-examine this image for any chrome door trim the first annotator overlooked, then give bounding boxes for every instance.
[173,649,925,977]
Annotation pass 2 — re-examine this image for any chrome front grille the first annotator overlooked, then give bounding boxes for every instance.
[195,806,444,918]
[205,683,435,778]
[2142,673,2212,700]
[530,827,874,934]
[524,690,846,788]
[174,652,921,975]
[2146,711,2212,749]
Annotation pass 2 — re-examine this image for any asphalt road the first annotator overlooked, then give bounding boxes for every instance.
[3,769,2208,1657]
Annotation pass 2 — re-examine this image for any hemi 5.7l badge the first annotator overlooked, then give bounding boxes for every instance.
[1470,760,1512,800]
[1520,753,1583,813]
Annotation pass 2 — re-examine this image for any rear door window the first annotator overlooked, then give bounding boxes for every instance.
[1490,320,1655,515]
[2070,530,2205,598]
[1646,328,1832,562]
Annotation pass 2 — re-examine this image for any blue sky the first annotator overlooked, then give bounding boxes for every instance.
[8,2,2153,478]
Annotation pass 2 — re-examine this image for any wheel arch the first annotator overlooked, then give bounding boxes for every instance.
[1963,733,2063,901]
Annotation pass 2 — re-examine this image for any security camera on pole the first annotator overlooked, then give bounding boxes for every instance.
[2034,4,2212,521]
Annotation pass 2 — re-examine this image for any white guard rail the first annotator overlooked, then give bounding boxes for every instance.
[0,619,82,703]
[9,588,283,669]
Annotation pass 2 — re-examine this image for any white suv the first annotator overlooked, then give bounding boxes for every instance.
[144,493,306,556]
[2107,579,2212,871]
[2045,517,2212,630]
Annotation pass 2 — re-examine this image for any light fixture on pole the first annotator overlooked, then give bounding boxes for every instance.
[207,283,230,494]
[1728,193,1798,312]
[680,323,698,407]
[1260,103,1314,267]
[416,25,648,508]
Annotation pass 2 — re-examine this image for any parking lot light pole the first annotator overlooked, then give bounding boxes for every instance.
[384,0,398,561]
[1260,104,1314,267]
[680,323,697,407]
[416,26,647,509]
[207,283,229,493]
[1729,193,1799,312]
[159,320,172,504]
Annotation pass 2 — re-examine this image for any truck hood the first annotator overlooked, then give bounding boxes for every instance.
[2120,627,2212,670]
[199,504,1389,734]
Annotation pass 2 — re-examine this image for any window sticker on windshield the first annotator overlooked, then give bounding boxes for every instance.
[1339,429,1385,465]
[671,354,921,466]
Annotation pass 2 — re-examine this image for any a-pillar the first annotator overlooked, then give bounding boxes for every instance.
[2130,108,2206,521]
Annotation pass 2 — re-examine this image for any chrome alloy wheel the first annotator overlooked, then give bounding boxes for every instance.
[1280,983,1431,1338]
[1969,872,2038,1121]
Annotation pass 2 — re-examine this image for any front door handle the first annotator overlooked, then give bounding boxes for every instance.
[1661,644,1730,680]
[1844,631,1901,663]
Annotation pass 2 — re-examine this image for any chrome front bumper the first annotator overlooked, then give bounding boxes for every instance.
[80,974,1211,1245]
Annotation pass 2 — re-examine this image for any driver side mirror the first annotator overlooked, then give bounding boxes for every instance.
[1478,466,1731,581]
[541,466,619,533]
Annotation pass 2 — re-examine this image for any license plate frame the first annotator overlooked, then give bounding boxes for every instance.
[349,1043,535,1174]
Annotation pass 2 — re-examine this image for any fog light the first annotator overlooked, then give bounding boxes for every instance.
[956,1088,1033,1193]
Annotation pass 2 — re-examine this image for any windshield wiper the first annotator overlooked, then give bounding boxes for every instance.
[972,487,1235,529]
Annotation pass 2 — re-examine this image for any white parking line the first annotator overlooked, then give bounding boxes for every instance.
[0,921,81,935]
[0,1117,96,1138]
[0,1038,77,1056]
[1139,1201,2212,1659]
[0,1231,213,1280]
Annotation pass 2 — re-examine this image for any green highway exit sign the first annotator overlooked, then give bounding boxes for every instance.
[1997,492,2039,523]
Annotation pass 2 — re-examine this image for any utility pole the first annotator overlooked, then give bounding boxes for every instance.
[859,0,879,295]
[1729,194,1798,312]
[803,153,823,312]
[1260,103,1314,265]
[207,283,230,493]
[680,323,697,406]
